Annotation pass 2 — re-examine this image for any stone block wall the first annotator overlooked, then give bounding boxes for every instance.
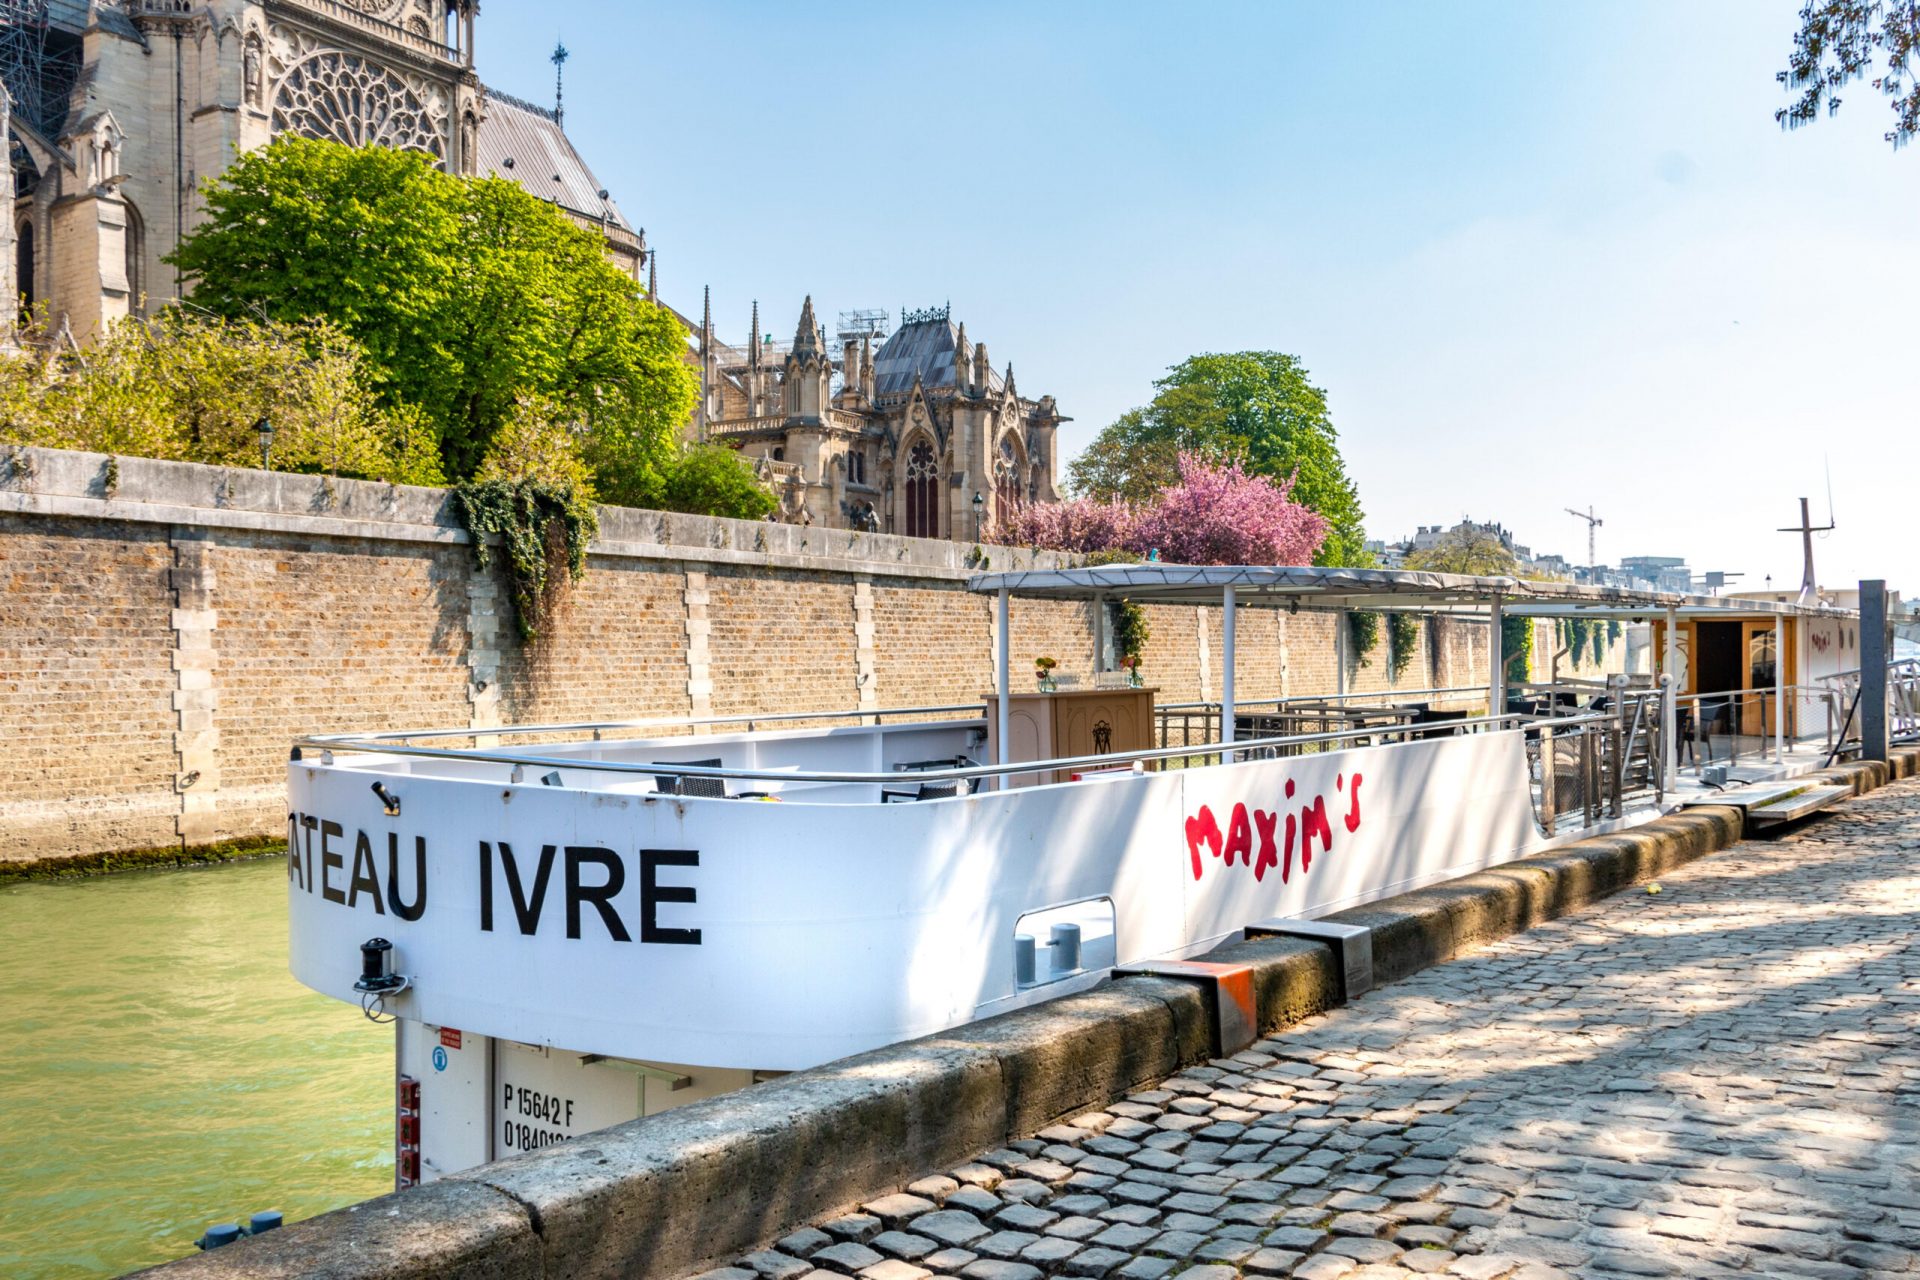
[0,446,1493,868]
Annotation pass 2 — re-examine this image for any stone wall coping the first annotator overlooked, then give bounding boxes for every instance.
[128,747,1920,1280]
[0,444,1073,581]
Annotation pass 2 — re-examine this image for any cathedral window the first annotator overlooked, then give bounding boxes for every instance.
[123,200,146,315]
[994,437,1024,515]
[848,450,866,487]
[272,50,447,158]
[15,222,33,320]
[905,440,939,539]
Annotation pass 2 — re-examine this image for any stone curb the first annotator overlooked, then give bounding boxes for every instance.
[135,746,1920,1280]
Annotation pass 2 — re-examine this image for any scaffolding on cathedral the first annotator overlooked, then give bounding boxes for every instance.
[836,308,889,345]
[0,0,83,138]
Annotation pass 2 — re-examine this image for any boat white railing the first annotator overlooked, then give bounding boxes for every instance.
[298,706,1655,836]
[314,703,991,746]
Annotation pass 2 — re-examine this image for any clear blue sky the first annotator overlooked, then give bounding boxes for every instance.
[477,2,1919,596]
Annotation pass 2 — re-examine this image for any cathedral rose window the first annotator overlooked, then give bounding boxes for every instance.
[272,50,447,158]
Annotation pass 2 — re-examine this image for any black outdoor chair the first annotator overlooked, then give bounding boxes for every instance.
[653,758,727,798]
[881,778,968,803]
[893,755,977,773]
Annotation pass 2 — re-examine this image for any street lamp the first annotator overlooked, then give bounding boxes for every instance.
[255,417,274,471]
[972,490,985,539]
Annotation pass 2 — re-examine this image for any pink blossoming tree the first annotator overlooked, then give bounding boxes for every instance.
[1129,453,1328,566]
[987,495,1137,552]
[989,453,1328,567]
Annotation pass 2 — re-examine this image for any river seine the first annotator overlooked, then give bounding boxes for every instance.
[0,858,391,1278]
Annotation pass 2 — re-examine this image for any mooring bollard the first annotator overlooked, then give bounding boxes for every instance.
[196,1223,240,1251]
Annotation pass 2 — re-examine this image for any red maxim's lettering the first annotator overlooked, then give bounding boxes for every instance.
[1224,803,1253,867]
[1253,808,1279,881]
[1186,773,1366,883]
[1185,807,1223,879]
[1298,795,1331,871]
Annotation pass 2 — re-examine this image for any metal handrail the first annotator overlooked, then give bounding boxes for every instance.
[296,711,1607,789]
[1157,685,1487,713]
[302,703,990,746]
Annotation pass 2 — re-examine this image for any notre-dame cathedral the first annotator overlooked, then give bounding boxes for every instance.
[3,1,1063,539]
[2,0,640,341]
[691,295,1064,538]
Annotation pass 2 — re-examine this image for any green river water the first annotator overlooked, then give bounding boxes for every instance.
[0,858,393,1278]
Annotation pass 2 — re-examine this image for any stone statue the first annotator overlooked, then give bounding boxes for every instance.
[244,37,263,107]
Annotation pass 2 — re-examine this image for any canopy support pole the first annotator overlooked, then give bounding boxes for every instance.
[996,587,1011,789]
[1488,597,1504,719]
[1665,607,1681,785]
[1773,614,1787,762]
[1335,609,1348,700]
[1221,586,1237,756]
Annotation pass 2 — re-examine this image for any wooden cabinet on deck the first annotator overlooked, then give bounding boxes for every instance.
[983,687,1158,787]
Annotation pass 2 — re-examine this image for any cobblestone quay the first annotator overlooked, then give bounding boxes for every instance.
[695,778,1920,1280]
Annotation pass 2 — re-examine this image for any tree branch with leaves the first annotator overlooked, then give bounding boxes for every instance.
[1777,0,1920,147]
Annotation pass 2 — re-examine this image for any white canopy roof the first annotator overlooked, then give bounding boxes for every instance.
[965,563,1850,620]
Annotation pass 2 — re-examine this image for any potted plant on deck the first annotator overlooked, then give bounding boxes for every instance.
[1035,656,1058,692]
[1118,653,1142,688]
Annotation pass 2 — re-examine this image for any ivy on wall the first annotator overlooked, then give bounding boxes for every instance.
[1083,549,1152,669]
[1348,610,1381,668]
[1388,613,1419,682]
[453,478,598,642]
[1501,614,1534,684]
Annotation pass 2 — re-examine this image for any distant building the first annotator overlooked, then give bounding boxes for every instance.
[1618,556,1693,595]
[692,298,1065,539]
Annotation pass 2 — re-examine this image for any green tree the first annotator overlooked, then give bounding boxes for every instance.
[658,445,776,521]
[1067,351,1370,566]
[0,309,439,485]
[1777,1,1920,147]
[1403,526,1520,576]
[170,137,695,485]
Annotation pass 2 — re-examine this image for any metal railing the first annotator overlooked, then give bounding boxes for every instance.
[1817,660,1920,749]
[299,707,1610,797]
[310,703,989,749]
[1527,681,1665,833]
[1156,686,1489,755]
[1670,684,1843,771]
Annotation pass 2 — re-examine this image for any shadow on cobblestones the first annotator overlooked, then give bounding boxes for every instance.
[694,781,1920,1280]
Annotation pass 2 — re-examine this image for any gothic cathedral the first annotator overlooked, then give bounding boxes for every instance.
[2,1,1062,540]
[2,0,638,341]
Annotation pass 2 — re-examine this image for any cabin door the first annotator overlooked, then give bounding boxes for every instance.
[1741,622,1782,738]
[1693,622,1743,737]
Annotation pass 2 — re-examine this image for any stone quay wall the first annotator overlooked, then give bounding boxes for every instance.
[0,445,1507,870]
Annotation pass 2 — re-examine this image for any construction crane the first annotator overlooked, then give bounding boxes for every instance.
[1565,505,1602,569]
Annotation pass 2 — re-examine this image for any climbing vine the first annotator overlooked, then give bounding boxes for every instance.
[1555,617,1612,669]
[453,478,598,642]
[1501,614,1534,684]
[1388,613,1419,682]
[1084,549,1152,670]
[1348,610,1381,668]
[1112,598,1150,664]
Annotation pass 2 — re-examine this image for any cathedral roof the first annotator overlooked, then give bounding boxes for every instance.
[474,88,632,234]
[872,316,1005,401]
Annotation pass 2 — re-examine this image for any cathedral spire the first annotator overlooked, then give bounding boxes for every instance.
[551,41,569,126]
[647,252,657,305]
[792,295,820,360]
[701,284,712,339]
[749,300,760,368]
